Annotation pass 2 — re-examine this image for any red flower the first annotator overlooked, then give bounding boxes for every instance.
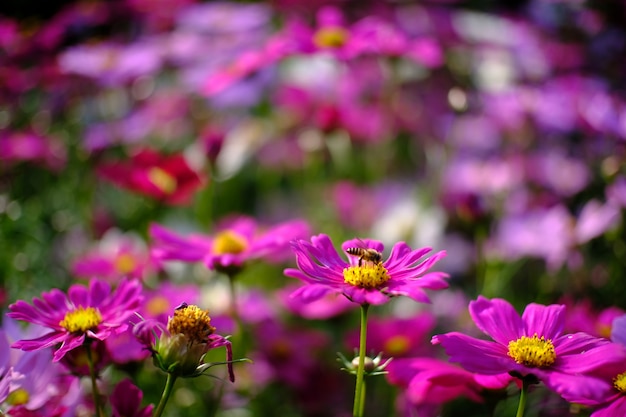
[97,148,206,205]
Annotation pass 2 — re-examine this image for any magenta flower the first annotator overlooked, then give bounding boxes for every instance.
[8,278,143,361]
[284,234,448,306]
[150,215,310,272]
[387,357,512,406]
[432,296,619,400]
[110,378,153,417]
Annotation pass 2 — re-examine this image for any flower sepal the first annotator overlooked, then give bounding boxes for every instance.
[337,351,392,377]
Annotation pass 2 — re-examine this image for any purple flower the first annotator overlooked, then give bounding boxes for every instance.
[110,378,153,417]
[432,296,618,400]
[8,278,143,361]
[284,234,448,306]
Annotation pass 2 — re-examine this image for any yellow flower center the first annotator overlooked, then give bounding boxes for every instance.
[384,335,411,356]
[114,253,136,274]
[147,167,177,194]
[59,306,103,333]
[7,388,29,406]
[212,230,248,255]
[507,334,556,367]
[614,371,626,393]
[313,26,349,48]
[343,264,390,289]
[167,304,215,345]
[146,295,170,316]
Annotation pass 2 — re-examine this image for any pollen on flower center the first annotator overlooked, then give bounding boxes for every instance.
[212,230,248,255]
[114,253,136,274]
[148,167,177,194]
[59,306,102,333]
[7,388,29,406]
[507,334,556,367]
[167,304,215,345]
[613,371,626,393]
[343,264,390,289]
[313,26,349,48]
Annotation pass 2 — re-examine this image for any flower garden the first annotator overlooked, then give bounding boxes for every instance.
[1,0,626,416]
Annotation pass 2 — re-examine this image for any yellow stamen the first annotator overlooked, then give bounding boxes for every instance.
[313,26,349,48]
[507,334,556,367]
[114,253,136,274]
[614,371,626,393]
[343,264,390,289]
[7,388,29,406]
[147,167,177,194]
[384,335,410,356]
[212,230,248,255]
[59,306,102,333]
[167,304,215,345]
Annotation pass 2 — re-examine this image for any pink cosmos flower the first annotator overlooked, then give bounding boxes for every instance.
[284,234,448,306]
[72,229,152,283]
[344,313,436,358]
[432,296,619,400]
[8,278,143,361]
[556,320,626,416]
[97,148,206,206]
[110,378,153,417]
[149,215,310,272]
[387,357,512,407]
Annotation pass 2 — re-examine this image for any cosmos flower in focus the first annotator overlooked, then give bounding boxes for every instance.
[8,278,143,361]
[284,234,448,306]
[432,296,619,401]
[97,148,206,206]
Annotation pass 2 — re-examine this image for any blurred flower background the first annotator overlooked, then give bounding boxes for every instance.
[1,0,625,416]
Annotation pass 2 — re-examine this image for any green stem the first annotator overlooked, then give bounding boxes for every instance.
[516,379,529,417]
[85,344,103,417]
[153,373,178,417]
[353,303,369,417]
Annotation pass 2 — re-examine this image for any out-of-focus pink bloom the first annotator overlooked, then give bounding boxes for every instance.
[387,357,512,407]
[486,205,574,270]
[72,229,152,283]
[97,148,207,206]
[279,284,356,319]
[525,151,590,197]
[0,131,66,171]
[575,199,621,244]
[149,215,311,272]
[251,319,329,387]
[110,379,153,417]
[562,298,625,339]
[345,313,437,358]
[58,41,162,86]
[607,176,626,208]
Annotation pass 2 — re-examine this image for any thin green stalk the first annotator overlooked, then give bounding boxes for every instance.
[153,373,178,417]
[353,303,370,417]
[516,379,529,417]
[85,344,103,417]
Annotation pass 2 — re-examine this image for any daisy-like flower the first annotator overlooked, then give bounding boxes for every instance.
[432,296,619,400]
[284,234,448,306]
[150,215,310,274]
[8,278,143,361]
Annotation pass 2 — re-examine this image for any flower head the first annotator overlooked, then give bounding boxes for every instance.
[150,215,310,274]
[97,148,206,206]
[284,234,448,306]
[134,303,236,380]
[8,278,143,361]
[432,296,619,400]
